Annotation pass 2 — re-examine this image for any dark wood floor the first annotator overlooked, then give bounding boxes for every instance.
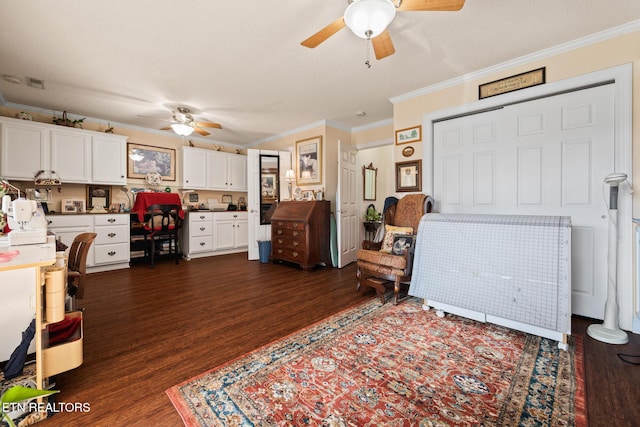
[29,253,639,427]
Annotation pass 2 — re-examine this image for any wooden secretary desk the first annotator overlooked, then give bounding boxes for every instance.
[270,200,331,271]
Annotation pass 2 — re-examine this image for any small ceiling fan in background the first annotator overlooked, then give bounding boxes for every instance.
[159,107,222,137]
[301,0,465,61]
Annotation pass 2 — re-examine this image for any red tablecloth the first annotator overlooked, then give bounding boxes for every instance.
[132,193,185,222]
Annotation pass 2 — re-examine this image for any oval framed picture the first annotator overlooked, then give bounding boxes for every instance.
[402,146,415,157]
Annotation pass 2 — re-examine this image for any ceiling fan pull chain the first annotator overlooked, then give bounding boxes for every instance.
[365,30,372,68]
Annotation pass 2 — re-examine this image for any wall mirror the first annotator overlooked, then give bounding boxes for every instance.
[363,163,377,201]
[260,154,280,224]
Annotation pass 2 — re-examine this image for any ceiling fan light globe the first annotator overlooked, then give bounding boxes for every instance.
[171,123,195,136]
[344,0,396,39]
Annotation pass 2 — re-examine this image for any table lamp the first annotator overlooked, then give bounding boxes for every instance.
[285,169,295,200]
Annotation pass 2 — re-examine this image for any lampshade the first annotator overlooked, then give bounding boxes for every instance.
[344,0,396,39]
[171,123,195,136]
[285,169,295,180]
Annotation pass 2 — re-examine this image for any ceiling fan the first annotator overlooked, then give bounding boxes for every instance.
[301,0,465,60]
[160,107,222,137]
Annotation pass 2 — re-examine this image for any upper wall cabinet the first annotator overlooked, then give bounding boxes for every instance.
[0,116,127,185]
[182,147,247,192]
[0,118,49,180]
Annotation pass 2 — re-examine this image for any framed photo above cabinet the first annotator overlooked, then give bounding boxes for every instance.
[127,143,176,181]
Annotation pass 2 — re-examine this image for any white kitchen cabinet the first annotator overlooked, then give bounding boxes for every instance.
[46,213,130,272]
[213,212,248,251]
[0,118,49,179]
[51,129,92,183]
[181,211,247,259]
[227,153,247,191]
[182,147,208,189]
[181,211,214,258]
[93,214,130,267]
[182,146,246,191]
[207,151,247,191]
[92,135,127,185]
[0,116,127,185]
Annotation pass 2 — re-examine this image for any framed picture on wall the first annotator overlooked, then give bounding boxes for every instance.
[127,143,176,181]
[86,185,111,210]
[395,125,422,145]
[395,160,422,192]
[296,136,322,185]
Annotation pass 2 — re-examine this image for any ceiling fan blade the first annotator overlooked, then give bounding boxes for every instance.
[194,127,210,136]
[301,17,346,48]
[195,121,222,129]
[398,0,465,12]
[372,30,395,60]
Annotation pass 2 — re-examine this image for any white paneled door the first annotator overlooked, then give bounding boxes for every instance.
[337,140,358,268]
[434,84,615,319]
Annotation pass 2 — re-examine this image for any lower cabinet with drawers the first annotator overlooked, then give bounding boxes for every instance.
[270,200,331,271]
[46,213,130,272]
[181,211,248,259]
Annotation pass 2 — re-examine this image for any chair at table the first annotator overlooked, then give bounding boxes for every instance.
[356,194,433,304]
[67,232,97,310]
[143,204,183,268]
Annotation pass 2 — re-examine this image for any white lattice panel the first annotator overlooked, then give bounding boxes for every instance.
[410,214,571,339]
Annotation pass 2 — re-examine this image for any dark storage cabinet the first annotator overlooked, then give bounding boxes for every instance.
[270,200,331,271]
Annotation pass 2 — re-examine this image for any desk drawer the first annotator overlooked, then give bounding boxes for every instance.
[272,220,305,231]
[190,212,213,222]
[191,222,213,237]
[189,236,213,253]
[46,215,92,228]
[95,225,129,244]
[94,214,128,226]
[94,242,130,264]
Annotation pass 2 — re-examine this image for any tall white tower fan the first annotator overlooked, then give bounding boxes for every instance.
[587,172,629,344]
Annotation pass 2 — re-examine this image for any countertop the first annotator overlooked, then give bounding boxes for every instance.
[0,235,56,272]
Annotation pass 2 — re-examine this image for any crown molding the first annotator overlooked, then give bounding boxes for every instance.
[390,19,640,104]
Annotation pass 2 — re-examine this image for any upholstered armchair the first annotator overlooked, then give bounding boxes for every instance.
[356,194,433,304]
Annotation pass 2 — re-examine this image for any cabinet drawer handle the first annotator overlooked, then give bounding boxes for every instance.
[292,251,298,257]
[293,241,298,246]
[199,242,206,246]
[200,227,206,231]
[292,231,298,237]
[277,249,283,254]
[277,239,283,244]
[108,251,116,256]
[199,215,206,220]
[108,232,116,238]
[277,229,283,235]
[277,221,283,226]
[108,218,116,223]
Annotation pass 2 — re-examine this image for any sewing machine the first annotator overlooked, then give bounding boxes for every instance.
[2,195,48,246]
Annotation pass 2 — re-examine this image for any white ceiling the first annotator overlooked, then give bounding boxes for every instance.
[1,1,639,147]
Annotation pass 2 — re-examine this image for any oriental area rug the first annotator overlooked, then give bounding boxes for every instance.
[166,297,586,426]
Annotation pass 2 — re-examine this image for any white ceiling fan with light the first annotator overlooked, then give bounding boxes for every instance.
[159,107,222,137]
[301,0,465,62]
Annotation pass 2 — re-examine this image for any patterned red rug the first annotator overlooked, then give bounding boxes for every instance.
[167,297,586,426]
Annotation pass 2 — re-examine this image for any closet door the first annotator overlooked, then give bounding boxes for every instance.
[434,84,615,319]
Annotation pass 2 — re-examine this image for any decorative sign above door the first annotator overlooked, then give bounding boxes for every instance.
[479,67,546,99]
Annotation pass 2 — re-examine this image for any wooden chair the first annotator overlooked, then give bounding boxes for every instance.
[356,194,433,304]
[143,204,182,268]
[67,232,97,309]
